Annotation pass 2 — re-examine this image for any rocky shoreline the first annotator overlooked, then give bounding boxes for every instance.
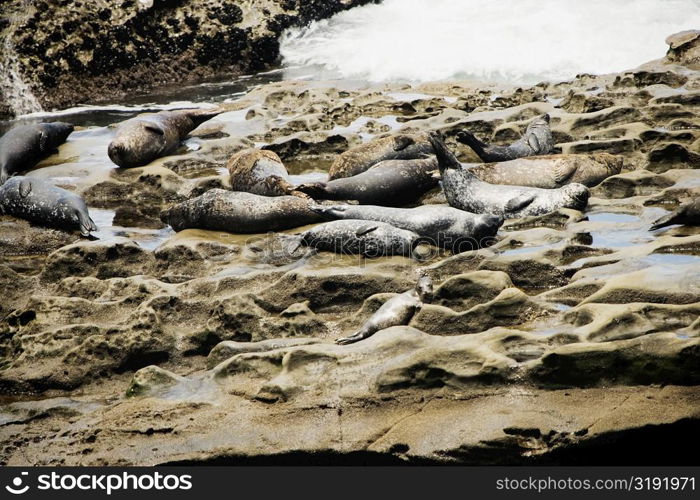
[0,31,699,465]
[0,0,380,117]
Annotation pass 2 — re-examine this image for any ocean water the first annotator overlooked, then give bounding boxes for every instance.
[280,0,700,84]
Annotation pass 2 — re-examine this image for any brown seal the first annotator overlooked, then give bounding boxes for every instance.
[328,132,433,180]
[467,153,622,188]
[108,108,222,168]
[226,149,308,198]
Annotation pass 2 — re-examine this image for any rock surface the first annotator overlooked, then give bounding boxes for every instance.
[0,30,699,465]
[0,0,379,117]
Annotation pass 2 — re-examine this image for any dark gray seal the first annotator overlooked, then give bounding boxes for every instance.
[227,149,308,198]
[309,203,502,252]
[298,156,439,206]
[336,275,433,345]
[467,153,623,188]
[160,189,322,233]
[650,197,700,230]
[429,133,589,218]
[457,114,553,162]
[296,219,425,258]
[329,132,433,180]
[0,122,74,184]
[108,108,222,168]
[0,176,97,236]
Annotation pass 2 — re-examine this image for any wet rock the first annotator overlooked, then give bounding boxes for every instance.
[529,332,700,387]
[581,265,700,305]
[592,170,675,198]
[127,365,185,397]
[0,217,79,258]
[411,288,552,336]
[646,143,700,173]
[563,302,700,342]
[665,30,700,69]
[207,337,322,369]
[41,237,155,282]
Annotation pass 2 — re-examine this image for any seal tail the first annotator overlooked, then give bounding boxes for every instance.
[427,133,464,173]
[186,107,225,128]
[649,211,679,231]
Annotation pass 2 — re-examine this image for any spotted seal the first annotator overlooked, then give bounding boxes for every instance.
[336,275,433,345]
[650,197,700,230]
[0,176,97,236]
[429,133,589,218]
[296,220,426,258]
[226,149,309,198]
[0,122,74,184]
[298,156,438,206]
[457,114,554,162]
[160,189,322,233]
[108,108,222,168]
[467,153,622,188]
[309,203,502,252]
[328,132,433,180]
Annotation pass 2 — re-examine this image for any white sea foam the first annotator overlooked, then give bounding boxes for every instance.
[280,0,700,84]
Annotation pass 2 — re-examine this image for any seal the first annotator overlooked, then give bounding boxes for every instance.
[309,203,502,252]
[467,153,623,188]
[296,219,425,258]
[457,114,554,162]
[336,275,433,345]
[108,108,222,168]
[0,176,97,236]
[429,133,590,218]
[329,132,433,180]
[0,122,74,184]
[227,149,309,198]
[297,156,439,206]
[650,197,700,230]
[160,189,322,233]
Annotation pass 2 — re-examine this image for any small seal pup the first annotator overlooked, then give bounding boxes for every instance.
[650,197,700,230]
[0,176,97,236]
[429,133,589,218]
[329,132,434,179]
[160,189,322,233]
[457,114,554,162]
[0,122,74,184]
[295,220,426,258]
[336,275,433,345]
[297,156,439,206]
[227,149,309,198]
[108,108,222,168]
[467,153,623,188]
[309,203,502,252]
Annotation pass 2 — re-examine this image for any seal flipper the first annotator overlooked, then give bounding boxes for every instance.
[78,211,98,237]
[393,136,415,151]
[144,125,165,136]
[336,331,367,345]
[428,133,464,172]
[527,133,541,153]
[308,204,347,219]
[456,131,489,159]
[505,193,536,214]
[18,179,32,198]
[295,182,329,199]
[356,225,378,237]
[650,209,683,231]
[553,162,578,185]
